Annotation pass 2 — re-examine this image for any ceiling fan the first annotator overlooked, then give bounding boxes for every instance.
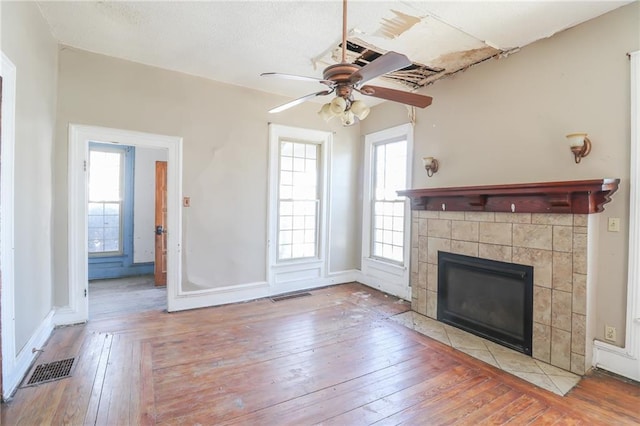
[261,0,433,126]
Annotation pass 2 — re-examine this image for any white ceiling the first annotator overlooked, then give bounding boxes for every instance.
[37,1,631,106]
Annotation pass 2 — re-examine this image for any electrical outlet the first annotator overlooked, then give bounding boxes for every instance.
[605,325,617,342]
[608,217,620,232]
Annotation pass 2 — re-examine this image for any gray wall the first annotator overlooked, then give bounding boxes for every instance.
[53,47,361,303]
[1,2,58,351]
[362,2,640,346]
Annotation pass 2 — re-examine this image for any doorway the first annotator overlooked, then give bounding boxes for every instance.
[59,125,183,325]
[86,142,168,319]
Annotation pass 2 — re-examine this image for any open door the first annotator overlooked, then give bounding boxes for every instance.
[154,161,167,286]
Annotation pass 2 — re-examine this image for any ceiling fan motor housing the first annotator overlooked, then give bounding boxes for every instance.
[323,63,360,84]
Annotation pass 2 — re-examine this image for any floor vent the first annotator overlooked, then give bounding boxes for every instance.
[270,292,312,302]
[24,358,75,387]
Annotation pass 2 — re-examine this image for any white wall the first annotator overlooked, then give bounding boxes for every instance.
[361,2,639,346]
[133,146,167,264]
[1,2,58,351]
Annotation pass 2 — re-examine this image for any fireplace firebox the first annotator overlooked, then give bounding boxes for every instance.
[438,251,533,355]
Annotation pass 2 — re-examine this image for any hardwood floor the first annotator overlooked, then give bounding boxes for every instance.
[89,275,166,320]
[2,283,639,425]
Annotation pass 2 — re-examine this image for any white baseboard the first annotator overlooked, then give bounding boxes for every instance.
[3,309,55,400]
[271,269,360,294]
[53,305,87,326]
[356,271,411,301]
[168,270,361,312]
[592,340,640,381]
[168,281,271,312]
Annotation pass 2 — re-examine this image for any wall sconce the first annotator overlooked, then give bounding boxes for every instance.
[422,156,439,177]
[566,133,592,163]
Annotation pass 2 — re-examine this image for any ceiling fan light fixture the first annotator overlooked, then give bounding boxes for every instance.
[261,0,433,123]
[350,100,370,120]
[318,103,334,121]
[341,110,355,126]
[330,96,347,114]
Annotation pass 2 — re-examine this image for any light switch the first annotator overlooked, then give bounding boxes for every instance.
[607,217,620,232]
[183,197,191,207]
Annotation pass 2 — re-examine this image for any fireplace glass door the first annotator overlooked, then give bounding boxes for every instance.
[438,251,533,355]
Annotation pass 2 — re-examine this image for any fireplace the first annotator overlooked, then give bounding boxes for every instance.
[398,179,620,374]
[438,251,533,355]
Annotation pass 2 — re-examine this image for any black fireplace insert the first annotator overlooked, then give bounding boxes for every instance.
[437,251,533,355]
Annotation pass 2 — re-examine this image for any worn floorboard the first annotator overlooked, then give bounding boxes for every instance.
[2,282,639,425]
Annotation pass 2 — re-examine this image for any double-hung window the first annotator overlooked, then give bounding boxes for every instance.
[268,124,331,290]
[371,139,407,264]
[361,124,413,298]
[88,146,125,255]
[278,141,319,260]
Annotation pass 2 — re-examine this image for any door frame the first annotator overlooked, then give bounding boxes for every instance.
[592,50,640,381]
[56,124,183,324]
[1,52,16,400]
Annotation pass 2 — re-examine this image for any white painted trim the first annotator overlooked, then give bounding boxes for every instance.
[2,310,54,400]
[0,51,17,400]
[592,50,640,381]
[59,124,183,322]
[593,340,639,380]
[167,269,360,311]
[355,268,412,300]
[266,124,333,288]
[361,123,413,299]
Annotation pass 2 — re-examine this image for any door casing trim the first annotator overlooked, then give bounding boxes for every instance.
[57,124,183,324]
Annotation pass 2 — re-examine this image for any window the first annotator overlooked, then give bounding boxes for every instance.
[268,124,331,290]
[371,139,407,264]
[88,147,124,255]
[278,141,319,261]
[361,124,412,299]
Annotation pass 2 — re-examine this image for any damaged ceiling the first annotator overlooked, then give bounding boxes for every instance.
[35,1,632,105]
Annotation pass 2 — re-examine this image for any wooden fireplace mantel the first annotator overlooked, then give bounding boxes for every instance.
[397,179,620,214]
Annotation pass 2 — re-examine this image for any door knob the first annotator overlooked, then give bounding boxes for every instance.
[156,225,165,235]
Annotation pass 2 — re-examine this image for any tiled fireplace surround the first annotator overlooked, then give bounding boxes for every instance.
[409,211,590,375]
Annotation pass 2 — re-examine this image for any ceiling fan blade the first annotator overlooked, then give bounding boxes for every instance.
[261,72,334,87]
[268,90,332,113]
[360,85,433,108]
[349,52,412,85]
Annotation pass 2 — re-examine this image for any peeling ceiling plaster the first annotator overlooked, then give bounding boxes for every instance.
[36,1,632,105]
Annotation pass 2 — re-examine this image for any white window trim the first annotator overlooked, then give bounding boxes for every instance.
[360,123,413,300]
[267,124,332,294]
[593,50,640,381]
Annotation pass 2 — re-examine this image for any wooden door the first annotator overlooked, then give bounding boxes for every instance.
[154,161,167,286]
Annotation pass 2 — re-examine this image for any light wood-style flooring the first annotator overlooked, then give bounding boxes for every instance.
[89,275,166,320]
[3,283,639,425]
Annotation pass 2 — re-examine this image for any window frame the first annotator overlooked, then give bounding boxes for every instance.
[360,123,413,300]
[267,124,332,291]
[276,140,321,262]
[369,136,409,265]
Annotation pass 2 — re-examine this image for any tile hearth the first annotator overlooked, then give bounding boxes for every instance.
[390,311,581,396]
